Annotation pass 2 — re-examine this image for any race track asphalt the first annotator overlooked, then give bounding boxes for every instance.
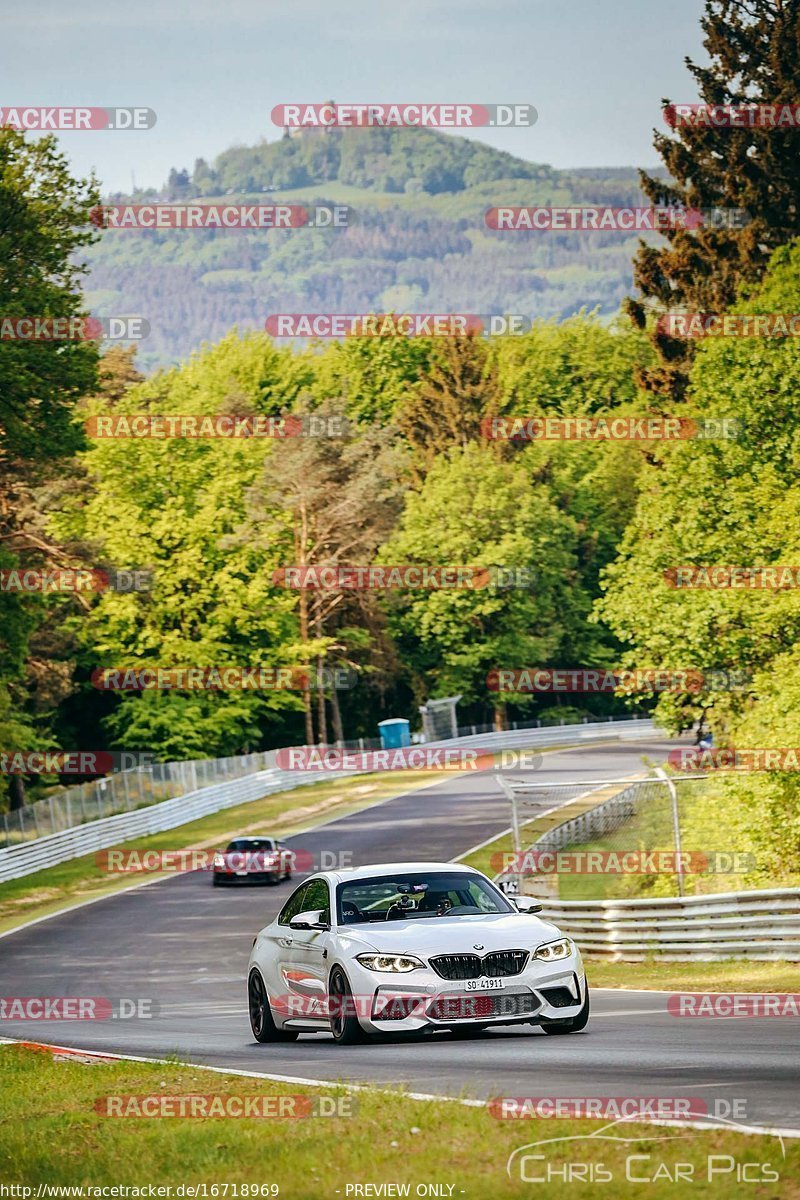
[1,737,798,1133]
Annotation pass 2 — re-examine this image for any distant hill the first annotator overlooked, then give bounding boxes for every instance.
[85,128,651,369]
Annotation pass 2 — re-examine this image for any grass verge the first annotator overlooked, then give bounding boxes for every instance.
[555,776,800,902]
[0,769,437,936]
[0,1044,797,1198]
[0,738,586,936]
[586,959,800,993]
[457,778,638,879]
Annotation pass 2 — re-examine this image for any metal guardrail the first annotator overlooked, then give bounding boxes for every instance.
[496,775,800,961]
[538,889,800,962]
[534,776,661,852]
[0,738,388,850]
[0,717,659,884]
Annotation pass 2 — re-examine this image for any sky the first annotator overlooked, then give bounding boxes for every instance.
[2,0,708,193]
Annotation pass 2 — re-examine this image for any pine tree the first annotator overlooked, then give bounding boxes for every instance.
[628,0,800,396]
[395,336,499,486]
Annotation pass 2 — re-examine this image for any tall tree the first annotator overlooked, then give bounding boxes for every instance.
[378,443,584,728]
[0,129,100,808]
[395,335,499,486]
[628,0,800,395]
[243,398,405,744]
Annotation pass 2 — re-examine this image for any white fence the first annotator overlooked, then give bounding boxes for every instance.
[0,717,658,884]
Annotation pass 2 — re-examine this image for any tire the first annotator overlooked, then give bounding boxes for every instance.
[248,969,298,1043]
[328,966,367,1045]
[540,986,590,1035]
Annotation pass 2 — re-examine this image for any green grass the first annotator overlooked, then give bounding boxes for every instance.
[556,777,800,902]
[457,779,638,879]
[0,769,437,935]
[0,738,593,936]
[587,959,800,992]
[1,1045,797,1198]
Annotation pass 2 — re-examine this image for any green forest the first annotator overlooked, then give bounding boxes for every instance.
[88,129,647,369]
[2,0,800,886]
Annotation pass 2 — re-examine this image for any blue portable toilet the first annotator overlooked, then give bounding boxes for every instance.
[378,718,411,750]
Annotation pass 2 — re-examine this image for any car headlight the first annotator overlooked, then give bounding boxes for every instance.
[213,853,225,868]
[533,938,573,962]
[355,954,425,973]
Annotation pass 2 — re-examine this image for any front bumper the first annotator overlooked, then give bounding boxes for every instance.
[214,867,282,884]
[339,954,587,1034]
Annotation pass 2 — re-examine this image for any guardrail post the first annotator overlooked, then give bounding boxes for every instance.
[656,766,685,898]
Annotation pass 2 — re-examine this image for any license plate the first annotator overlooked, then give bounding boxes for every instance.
[465,977,505,991]
[236,869,249,876]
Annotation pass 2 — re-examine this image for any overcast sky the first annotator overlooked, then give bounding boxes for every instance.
[3,0,707,193]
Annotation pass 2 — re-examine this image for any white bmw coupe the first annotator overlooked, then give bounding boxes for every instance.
[247,861,589,1044]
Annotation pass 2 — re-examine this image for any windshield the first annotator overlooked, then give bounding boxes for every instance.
[225,838,275,852]
[336,871,513,924]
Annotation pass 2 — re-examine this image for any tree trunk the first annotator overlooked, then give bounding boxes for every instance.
[8,775,26,811]
[316,654,328,745]
[329,675,345,745]
[492,702,507,732]
[296,506,314,746]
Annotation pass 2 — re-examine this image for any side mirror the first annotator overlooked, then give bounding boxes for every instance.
[289,909,330,931]
[511,896,543,914]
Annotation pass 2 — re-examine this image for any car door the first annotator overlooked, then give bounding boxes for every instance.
[264,881,310,1020]
[286,876,332,1024]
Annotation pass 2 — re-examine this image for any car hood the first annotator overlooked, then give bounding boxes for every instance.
[342,912,562,955]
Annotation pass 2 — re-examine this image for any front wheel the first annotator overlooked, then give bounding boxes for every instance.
[540,986,590,1035]
[248,969,298,1042]
[328,967,366,1045]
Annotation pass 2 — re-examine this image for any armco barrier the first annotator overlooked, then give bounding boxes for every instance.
[496,774,800,961]
[537,889,800,962]
[0,717,659,884]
